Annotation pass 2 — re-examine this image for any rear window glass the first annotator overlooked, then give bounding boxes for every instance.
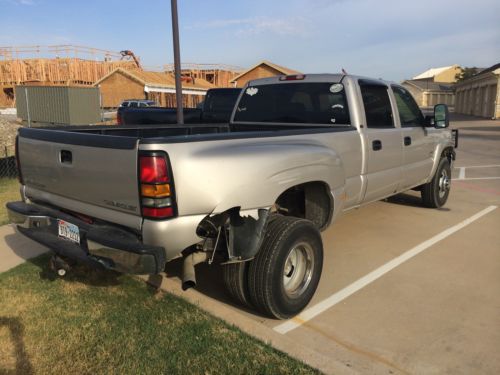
[205,90,240,112]
[359,85,394,128]
[234,83,350,125]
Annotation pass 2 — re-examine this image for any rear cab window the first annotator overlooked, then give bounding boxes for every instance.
[359,81,394,128]
[233,82,351,126]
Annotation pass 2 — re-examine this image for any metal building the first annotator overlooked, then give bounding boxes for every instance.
[455,63,500,119]
[15,86,101,126]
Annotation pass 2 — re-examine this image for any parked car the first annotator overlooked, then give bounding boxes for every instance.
[119,99,157,108]
[8,73,457,319]
[117,88,241,125]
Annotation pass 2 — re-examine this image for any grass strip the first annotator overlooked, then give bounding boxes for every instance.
[0,178,19,225]
[0,255,317,374]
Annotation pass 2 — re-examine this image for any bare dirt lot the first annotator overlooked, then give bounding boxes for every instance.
[0,115,20,154]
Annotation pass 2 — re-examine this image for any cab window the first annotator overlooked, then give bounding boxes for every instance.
[234,82,351,125]
[392,86,424,126]
[359,84,394,128]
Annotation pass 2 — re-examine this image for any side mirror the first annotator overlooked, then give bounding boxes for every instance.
[434,104,449,128]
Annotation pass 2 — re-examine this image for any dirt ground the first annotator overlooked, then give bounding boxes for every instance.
[0,115,20,153]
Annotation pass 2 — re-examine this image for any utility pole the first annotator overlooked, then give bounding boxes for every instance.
[171,0,184,124]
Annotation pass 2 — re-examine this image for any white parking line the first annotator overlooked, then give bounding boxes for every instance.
[457,177,500,181]
[458,167,466,180]
[274,205,498,335]
[455,164,500,169]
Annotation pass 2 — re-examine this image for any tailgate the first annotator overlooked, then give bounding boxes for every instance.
[18,128,142,228]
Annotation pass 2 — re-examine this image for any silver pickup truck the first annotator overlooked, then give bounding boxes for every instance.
[7,73,457,319]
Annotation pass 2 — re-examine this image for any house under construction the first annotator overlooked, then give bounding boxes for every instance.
[0,45,140,107]
[164,63,242,88]
[94,68,216,108]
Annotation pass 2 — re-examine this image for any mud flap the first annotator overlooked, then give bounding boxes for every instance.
[227,208,270,262]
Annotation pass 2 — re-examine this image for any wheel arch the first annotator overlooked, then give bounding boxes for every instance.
[428,145,456,182]
[274,180,334,231]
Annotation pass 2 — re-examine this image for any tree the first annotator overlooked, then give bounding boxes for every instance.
[455,67,479,82]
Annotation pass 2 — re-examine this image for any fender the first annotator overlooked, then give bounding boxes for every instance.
[428,143,455,183]
[209,142,345,214]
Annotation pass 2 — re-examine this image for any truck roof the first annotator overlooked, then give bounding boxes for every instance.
[246,73,394,87]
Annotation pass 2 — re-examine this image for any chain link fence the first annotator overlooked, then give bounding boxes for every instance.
[0,143,17,179]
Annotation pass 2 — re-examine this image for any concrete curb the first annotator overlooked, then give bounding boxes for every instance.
[139,274,355,375]
[0,224,48,273]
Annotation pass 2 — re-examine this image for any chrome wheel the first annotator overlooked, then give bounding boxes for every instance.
[438,169,450,198]
[283,242,314,298]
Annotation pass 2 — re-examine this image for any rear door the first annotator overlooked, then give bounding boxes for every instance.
[18,128,142,229]
[391,85,435,189]
[359,80,403,203]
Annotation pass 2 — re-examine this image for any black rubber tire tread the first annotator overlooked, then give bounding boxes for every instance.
[304,183,330,231]
[248,215,323,319]
[222,262,252,308]
[421,157,451,208]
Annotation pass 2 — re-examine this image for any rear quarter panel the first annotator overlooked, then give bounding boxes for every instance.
[140,130,363,217]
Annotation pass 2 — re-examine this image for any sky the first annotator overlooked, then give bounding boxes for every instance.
[1,0,499,82]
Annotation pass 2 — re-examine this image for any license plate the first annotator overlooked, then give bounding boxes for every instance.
[58,220,80,244]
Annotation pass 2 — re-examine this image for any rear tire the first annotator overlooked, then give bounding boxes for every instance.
[248,215,323,319]
[222,262,252,308]
[421,157,451,208]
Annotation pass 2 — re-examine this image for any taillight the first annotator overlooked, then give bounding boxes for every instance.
[140,156,168,183]
[15,136,23,184]
[139,153,175,219]
[117,111,122,125]
[279,74,306,81]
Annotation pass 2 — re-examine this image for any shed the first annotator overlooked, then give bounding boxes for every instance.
[94,68,215,108]
[401,80,455,110]
[454,63,500,119]
[230,61,301,88]
[15,85,100,125]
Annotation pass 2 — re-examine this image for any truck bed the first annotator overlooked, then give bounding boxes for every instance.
[20,122,353,146]
[17,122,356,233]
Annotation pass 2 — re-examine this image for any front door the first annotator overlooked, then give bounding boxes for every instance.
[359,81,403,203]
[392,85,434,189]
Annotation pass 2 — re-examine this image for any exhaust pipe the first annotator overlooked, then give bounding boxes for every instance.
[182,251,210,290]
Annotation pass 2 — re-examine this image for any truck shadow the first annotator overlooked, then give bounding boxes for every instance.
[3,233,122,287]
[385,193,451,211]
[385,192,424,207]
[162,258,270,319]
[0,317,34,375]
[35,257,123,287]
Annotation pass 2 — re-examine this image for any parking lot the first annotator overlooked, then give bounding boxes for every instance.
[2,114,498,373]
[159,114,500,374]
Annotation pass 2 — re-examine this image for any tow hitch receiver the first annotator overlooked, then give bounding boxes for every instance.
[49,254,74,277]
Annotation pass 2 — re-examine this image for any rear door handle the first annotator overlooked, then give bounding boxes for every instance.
[372,140,382,151]
[404,136,412,146]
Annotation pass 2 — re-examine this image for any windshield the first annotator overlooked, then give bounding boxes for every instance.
[234,82,350,125]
